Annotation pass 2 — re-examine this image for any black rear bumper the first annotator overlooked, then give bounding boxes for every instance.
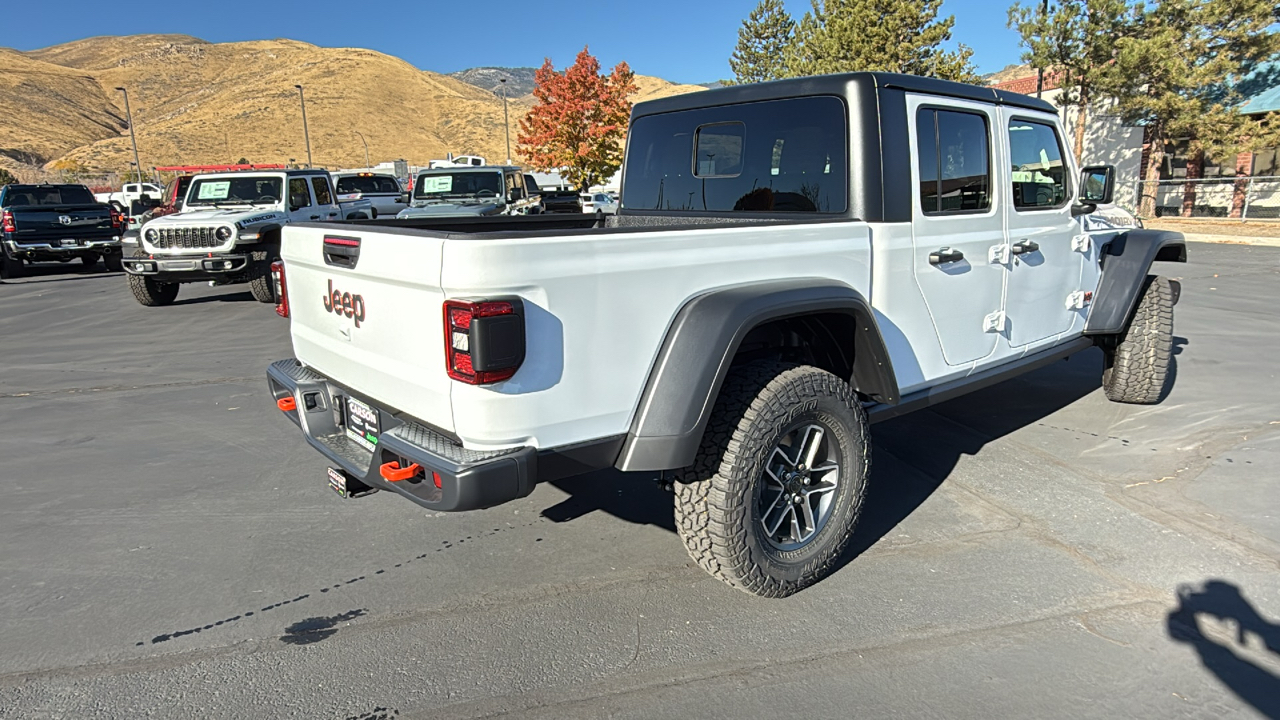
[266,359,536,511]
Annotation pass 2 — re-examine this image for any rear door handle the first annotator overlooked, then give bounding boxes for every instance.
[1012,240,1040,255]
[929,247,965,265]
[310,215,321,220]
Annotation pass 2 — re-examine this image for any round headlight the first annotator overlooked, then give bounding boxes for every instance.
[215,226,233,241]
[144,229,158,242]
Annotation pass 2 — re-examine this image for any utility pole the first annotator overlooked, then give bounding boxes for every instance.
[500,78,511,165]
[353,131,370,168]
[115,87,142,181]
[294,85,313,168]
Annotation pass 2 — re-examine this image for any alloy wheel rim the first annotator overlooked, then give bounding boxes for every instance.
[758,422,840,551]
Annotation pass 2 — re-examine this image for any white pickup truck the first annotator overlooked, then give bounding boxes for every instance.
[124,169,372,306]
[267,73,1185,597]
[95,182,164,210]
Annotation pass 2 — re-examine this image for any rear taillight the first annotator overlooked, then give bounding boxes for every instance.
[1,210,14,233]
[271,260,289,318]
[443,299,525,384]
[109,207,123,230]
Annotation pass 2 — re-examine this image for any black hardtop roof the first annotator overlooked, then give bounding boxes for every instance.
[632,72,1056,117]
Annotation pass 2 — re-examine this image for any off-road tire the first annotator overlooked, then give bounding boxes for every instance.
[247,249,277,303]
[128,274,179,306]
[0,255,24,280]
[673,362,870,598]
[103,253,124,273]
[1102,274,1174,404]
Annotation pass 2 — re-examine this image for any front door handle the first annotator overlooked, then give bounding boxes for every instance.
[929,247,965,265]
[310,215,321,220]
[1011,240,1040,255]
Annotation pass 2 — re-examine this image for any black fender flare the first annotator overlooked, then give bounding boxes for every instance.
[1084,229,1186,336]
[615,279,899,472]
[255,224,283,242]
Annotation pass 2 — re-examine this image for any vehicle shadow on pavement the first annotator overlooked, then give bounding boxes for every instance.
[0,263,118,283]
[1167,580,1280,718]
[170,290,258,305]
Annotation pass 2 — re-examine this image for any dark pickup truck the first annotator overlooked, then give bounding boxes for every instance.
[524,174,582,214]
[1,184,124,278]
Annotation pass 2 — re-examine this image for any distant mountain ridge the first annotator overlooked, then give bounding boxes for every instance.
[449,67,540,97]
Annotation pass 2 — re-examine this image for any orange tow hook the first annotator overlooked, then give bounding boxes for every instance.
[276,397,297,412]
[380,461,422,482]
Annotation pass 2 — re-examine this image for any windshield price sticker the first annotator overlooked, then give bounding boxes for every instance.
[197,181,231,200]
[420,176,453,193]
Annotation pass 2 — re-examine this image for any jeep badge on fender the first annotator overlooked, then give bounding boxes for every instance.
[324,279,366,327]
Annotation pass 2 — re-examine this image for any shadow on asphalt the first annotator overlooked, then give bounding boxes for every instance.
[0,261,119,284]
[1168,580,1280,718]
[541,348,1108,572]
[170,290,258,305]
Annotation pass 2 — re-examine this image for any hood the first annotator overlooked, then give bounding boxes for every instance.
[396,201,503,218]
[144,207,285,228]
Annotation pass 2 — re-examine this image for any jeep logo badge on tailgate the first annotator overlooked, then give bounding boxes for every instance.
[323,279,366,327]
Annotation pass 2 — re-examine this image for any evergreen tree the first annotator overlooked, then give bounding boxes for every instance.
[0,168,16,186]
[1008,0,1135,162]
[727,0,797,85]
[785,0,979,83]
[1100,0,1280,216]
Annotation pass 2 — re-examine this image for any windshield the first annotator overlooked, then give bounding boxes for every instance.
[5,185,96,206]
[185,176,283,207]
[413,171,502,200]
[336,175,401,195]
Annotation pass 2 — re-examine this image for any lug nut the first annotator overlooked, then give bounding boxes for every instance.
[803,477,810,485]
[793,495,803,504]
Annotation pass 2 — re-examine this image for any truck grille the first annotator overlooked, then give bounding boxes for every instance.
[150,226,223,250]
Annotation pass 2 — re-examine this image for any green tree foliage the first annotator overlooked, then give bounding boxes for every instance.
[1100,0,1280,215]
[728,0,797,85]
[1008,0,1133,162]
[784,0,980,83]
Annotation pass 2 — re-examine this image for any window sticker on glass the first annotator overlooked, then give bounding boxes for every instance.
[197,181,231,200]
[420,176,454,193]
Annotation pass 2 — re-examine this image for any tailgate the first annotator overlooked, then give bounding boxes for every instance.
[10,205,114,239]
[281,223,453,433]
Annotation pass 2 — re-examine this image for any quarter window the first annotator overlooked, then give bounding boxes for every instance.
[311,176,333,205]
[916,108,991,214]
[1008,120,1069,209]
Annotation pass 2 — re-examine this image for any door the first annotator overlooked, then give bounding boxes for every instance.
[1000,112,1083,348]
[310,176,339,220]
[908,97,1006,366]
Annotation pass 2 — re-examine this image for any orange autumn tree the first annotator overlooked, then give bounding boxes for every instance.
[518,47,636,191]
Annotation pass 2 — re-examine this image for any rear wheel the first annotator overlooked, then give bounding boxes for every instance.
[674,362,870,598]
[81,252,100,267]
[1102,275,1174,404]
[128,274,179,306]
[0,255,25,279]
[103,253,124,273]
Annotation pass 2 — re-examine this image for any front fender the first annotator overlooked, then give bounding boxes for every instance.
[1085,229,1187,335]
[616,279,898,472]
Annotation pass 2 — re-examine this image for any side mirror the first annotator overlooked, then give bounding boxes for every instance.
[1079,165,1115,204]
[510,187,525,201]
[398,193,410,204]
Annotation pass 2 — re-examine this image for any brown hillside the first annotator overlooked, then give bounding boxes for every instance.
[2,35,704,177]
[0,50,123,172]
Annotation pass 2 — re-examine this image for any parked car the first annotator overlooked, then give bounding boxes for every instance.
[95,182,164,210]
[396,166,541,218]
[581,192,618,216]
[525,174,582,214]
[331,172,406,218]
[1,183,124,278]
[123,169,373,306]
[266,72,1185,598]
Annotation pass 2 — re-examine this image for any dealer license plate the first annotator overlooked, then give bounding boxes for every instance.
[327,467,350,497]
[344,396,380,452]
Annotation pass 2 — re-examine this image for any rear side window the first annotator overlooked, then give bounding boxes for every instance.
[916,108,991,214]
[288,178,312,208]
[311,177,333,205]
[623,96,848,213]
[1008,120,1069,209]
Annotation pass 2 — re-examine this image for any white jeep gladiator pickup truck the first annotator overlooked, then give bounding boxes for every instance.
[124,169,373,306]
[267,73,1185,597]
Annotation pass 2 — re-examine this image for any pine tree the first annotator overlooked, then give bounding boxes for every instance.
[728,0,797,85]
[1008,0,1135,162]
[1100,0,1280,216]
[784,0,979,83]
[517,47,637,191]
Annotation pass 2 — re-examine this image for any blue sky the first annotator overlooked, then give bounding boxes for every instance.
[0,0,1028,84]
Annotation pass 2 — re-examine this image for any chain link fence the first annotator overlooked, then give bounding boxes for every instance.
[1136,176,1280,220]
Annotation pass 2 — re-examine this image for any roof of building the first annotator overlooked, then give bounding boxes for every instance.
[1238,61,1280,116]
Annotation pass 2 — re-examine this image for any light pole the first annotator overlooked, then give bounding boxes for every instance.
[499,78,511,165]
[294,84,313,168]
[353,131,370,168]
[115,87,142,181]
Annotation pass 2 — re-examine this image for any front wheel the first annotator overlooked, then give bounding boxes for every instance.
[1102,275,1174,404]
[128,274,179,306]
[674,362,870,598]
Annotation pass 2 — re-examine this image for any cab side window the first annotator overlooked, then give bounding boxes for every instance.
[916,108,991,214]
[311,176,333,205]
[288,178,312,208]
[1008,120,1069,209]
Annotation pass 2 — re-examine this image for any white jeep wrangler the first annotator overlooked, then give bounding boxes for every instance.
[267,73,1185,597]
[125,169,372,306]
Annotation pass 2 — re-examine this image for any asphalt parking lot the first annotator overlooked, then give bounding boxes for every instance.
[1,243,1278,719]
